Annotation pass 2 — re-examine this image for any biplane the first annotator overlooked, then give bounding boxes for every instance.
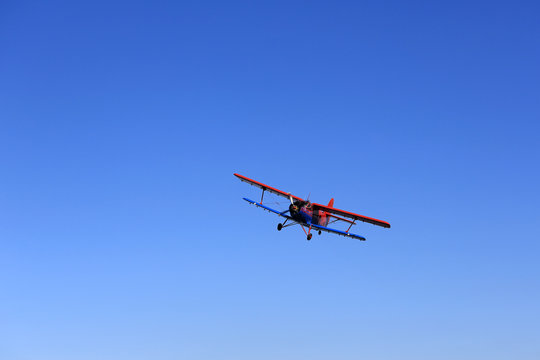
[235,173,390,241]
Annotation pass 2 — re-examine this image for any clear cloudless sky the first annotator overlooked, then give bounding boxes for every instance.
[1,0,539,359]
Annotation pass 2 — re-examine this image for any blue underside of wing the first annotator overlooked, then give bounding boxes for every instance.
[243,198,293,219]
[309,223,366,241]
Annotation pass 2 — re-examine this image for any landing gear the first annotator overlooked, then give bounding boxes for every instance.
[277,223,283,231]
[307,233,312,240]
[318,230,322,235]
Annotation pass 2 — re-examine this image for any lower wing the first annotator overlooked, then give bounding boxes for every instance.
[309,223,366,241]
[242,198,366,241]
[242,198,294,220]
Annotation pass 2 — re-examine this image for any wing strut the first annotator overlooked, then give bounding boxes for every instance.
[346,220,356,233]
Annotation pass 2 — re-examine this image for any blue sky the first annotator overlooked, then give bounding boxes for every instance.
[1,1,539,359]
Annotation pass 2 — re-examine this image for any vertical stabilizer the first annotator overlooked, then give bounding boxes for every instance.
[321,198,334,226]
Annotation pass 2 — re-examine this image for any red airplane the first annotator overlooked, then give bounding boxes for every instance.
[235,173,390,241]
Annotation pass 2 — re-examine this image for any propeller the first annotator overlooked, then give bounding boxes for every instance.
[288,194,299,213]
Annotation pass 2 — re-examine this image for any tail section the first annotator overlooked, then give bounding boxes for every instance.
[322,198,334,226]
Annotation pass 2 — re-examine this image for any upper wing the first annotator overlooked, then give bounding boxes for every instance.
[234,173,304,202]
[313,203,391,228]
[328,213,355,225]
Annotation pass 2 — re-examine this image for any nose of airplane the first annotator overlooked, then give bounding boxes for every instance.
[289,203,299,214]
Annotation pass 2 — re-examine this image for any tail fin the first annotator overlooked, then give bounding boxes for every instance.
[321,198,335,227]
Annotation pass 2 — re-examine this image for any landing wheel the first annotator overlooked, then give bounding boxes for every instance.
[277,223,283,231]
[307,233,312,240]
[318,230,322,235]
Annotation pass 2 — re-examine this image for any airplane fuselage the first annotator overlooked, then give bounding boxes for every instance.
[289,201,330,227]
